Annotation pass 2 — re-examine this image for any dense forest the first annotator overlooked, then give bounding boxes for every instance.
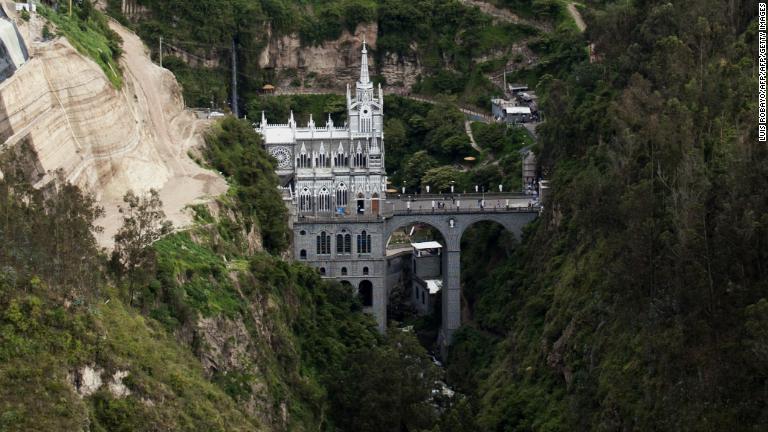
[445,0,766,430]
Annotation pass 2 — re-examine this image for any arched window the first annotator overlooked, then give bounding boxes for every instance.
[316,153,329,168]
[336,234,344,253]
[344,234,352,253]
[363,266,369,275]
[358,280,373,307]
[316,231,330,255]
[354,142,366,168]
[336,183,348,207]
[341,267,348,276]
[318,188,331,212]
[334,143,348,167]
[357,230,371,254]
[299,249,307,259]
[319,267,326,275]
[299,230,306,236]
[297,144,311,168]
[299,188,312,212]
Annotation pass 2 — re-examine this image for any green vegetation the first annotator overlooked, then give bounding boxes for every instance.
[441,1,766,430]
[0,148,258,431]
[40,1,124,88]
[107,0,578,111]
[0,119,439,430]
[203,117,290,253]
[247,93,348,125]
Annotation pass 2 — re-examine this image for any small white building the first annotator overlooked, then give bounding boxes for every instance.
[505,106,532,124]
[413,277,442,315]
[15,3,36,13]
[491,98,515,120]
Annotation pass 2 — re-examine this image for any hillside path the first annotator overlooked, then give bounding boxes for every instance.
[465,120,481,153]
[567,3,587,32]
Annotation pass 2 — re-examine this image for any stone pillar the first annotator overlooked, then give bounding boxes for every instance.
[373,277,387,333]
[440,247,461,346]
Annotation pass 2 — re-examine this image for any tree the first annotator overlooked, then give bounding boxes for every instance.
[402,150,438,188]
[421,166,463,192]
[112,189,172,306]
[441,135,472,158]
[329,331,438,432]
[472,123,506,154]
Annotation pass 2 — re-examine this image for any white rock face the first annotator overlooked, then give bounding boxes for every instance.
[108,370,132,398]
[0,19,227,247]
[68,365,103,397]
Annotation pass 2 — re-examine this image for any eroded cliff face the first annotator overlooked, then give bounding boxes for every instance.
[258,22,422,91]
[0,10,226,247]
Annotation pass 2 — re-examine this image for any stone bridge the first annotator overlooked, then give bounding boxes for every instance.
[383,208,538,346]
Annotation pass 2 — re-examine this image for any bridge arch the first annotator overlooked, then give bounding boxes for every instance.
[456,213,531,241]
[382,210,538,350]
[382,216,452,248]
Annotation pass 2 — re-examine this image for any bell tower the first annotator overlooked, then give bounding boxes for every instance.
[348,40,384,140]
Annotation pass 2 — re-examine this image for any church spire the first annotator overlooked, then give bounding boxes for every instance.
[359,38,370,84]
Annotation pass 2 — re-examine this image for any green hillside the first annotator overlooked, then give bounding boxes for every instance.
[445,0,766,430]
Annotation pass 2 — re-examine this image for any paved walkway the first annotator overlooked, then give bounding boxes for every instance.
[465,120,481,153]
[385,193,535,213]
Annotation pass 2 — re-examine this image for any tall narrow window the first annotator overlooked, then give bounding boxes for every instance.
[299,188,312,212]
[354,142,366,168]
[336,183,348,207]
[357,230,371,254]
[298,144,311,168]
[318,188,331,212]
[316,231,330,255]
[336,234,344,253]
[344,234,352,253]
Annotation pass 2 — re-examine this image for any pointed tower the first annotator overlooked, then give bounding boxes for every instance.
[355,39,374,105]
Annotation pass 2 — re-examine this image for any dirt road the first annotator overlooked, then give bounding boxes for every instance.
[94,21,227,246]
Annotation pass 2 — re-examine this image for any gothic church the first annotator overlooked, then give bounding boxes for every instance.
[257,42,387,215]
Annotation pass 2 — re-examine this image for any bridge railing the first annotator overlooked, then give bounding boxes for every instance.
[293,205,541,224]
[387,192,530,200]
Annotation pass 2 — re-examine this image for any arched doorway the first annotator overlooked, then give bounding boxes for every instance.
[357,193,365,214]
[371,193,380,215]
[358,280,373,307]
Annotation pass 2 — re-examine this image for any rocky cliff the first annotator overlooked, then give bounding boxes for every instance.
[258,22,422,91]
[0,4,226,246]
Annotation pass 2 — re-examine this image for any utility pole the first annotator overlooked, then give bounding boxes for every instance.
[159,36,163,68]
[231,38,239,118]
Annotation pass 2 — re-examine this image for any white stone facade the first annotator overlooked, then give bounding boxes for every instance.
[257,43,387,215]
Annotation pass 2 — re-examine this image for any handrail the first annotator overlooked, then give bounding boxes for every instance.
[387,192,531,200]
[294,206,541,224]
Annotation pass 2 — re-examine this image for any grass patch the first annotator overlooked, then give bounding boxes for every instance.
[39,4,124,88]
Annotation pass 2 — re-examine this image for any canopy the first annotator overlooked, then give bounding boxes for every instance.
[411,241,443,250]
